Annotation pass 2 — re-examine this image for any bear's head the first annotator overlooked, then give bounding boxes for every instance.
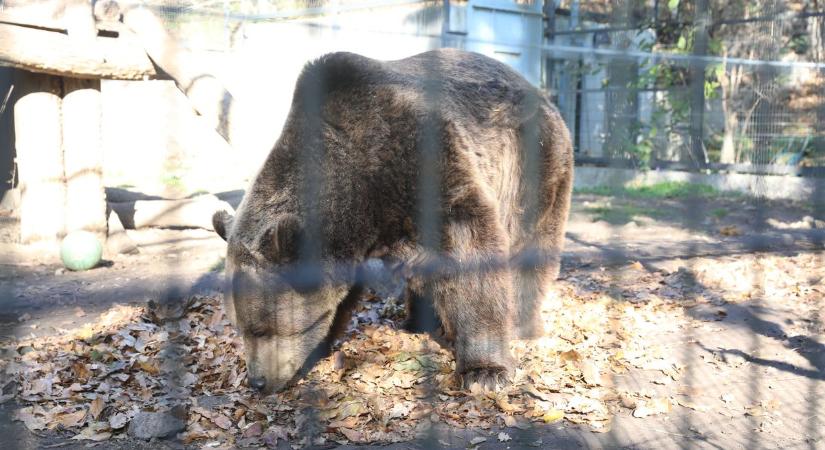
[212,210,355,394]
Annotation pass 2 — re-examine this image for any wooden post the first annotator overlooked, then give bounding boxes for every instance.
[14,70,65,244]
[62,77,106,239]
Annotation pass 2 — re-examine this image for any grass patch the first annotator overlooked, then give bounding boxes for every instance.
[710,208,729,219]
[576,181,737,199]
[209,257,225,272]
[161,174,185,190]
[585,203,661,224]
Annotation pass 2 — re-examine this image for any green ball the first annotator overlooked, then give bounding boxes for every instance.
[61,231,103,271]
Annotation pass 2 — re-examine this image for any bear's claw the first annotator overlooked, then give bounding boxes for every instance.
[461,366,511,392]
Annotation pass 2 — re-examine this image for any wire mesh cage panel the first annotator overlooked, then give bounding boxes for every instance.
[0,1,823,450]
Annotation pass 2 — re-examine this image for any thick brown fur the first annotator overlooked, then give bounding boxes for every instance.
[214,49,573,393]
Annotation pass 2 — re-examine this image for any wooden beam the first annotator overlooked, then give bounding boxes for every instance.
[121,7,243,147]
[0,0,121,33]
[0,21,159,80]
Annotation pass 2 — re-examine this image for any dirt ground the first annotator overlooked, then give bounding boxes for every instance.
[0,188,823,449]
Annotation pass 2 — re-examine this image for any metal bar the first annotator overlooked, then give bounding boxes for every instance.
[262,17,825,70]
[575,156,825,177]
[715,10,825,26]
[145,0,429,22]
[472,4,543,17]
[547,10,825,37]
[547,23,669,36]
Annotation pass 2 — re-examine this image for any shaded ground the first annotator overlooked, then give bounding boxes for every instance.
[0,188,823,449]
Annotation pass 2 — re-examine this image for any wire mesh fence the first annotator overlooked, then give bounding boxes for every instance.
[0,1,823,449]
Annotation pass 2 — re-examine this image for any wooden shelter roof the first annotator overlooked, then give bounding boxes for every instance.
[0,0,160,80]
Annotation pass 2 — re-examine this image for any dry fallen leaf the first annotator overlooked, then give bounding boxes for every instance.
[242,421,263,438]
[108,413,129,430]
[88,398,105,421]
[494,393,520,413]
[632,398,671,418]
[14,407,47,431]
[340,427,364,442]
[497,431,511,442]
[676,399,708,412]
[503,414,530,429]
[57,409,87,428]
[719,225,741,236]
[560,349,582,363]
[469,436,487,445]
[542,409,565,423]
[388,401,412,420]
[72,428,112,441]
[211,413,232,430]
[580,361,603,386]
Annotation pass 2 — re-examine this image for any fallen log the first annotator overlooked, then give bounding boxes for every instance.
[109,195,233,231]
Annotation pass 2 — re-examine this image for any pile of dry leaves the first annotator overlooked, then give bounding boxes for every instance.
[4,253,815,447]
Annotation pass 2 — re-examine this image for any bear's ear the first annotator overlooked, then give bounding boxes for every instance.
[258,214,304,264]
[212,210,234,241]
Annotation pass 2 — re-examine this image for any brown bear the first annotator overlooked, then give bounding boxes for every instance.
[212,48,573,394]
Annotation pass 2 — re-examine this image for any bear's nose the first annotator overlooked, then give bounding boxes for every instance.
[249,376,267,391]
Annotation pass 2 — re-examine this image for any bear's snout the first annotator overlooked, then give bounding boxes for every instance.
[248,375,267,391]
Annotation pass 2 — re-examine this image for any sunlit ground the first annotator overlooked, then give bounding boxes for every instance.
[1,187,824,448]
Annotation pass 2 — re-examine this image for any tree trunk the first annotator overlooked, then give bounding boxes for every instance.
[720,113,738,164]
[63,77,107,240]
[604,2,641,160]
[719,79,738,164]
[810,16,825,63]
[718,60,743,164]
[14,70,65,244]
[688,0,710,167]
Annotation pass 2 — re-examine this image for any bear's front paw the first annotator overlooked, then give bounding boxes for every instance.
[461,366,511,392]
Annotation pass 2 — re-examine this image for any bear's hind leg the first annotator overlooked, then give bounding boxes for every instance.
[513,188,570,339]
[514,134,573,339]
[513,266,551,339]
[402,286,440,333]
[430,222,515,391]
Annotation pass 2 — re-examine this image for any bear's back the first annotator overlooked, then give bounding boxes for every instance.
[293,49,538,131]
[239,49,558,259]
